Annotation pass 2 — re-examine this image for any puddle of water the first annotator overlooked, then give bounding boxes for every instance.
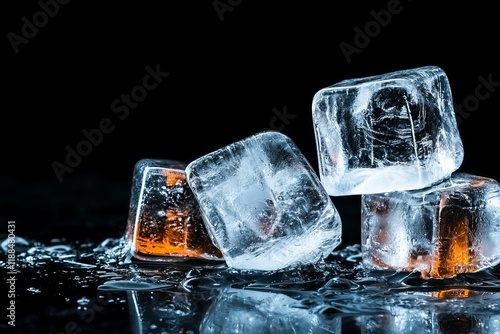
[2,236,500,333]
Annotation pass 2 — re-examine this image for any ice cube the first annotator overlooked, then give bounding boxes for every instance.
[185,131,342,271]
[361,172,500,278]
[125,158,223,261]
[312,65,464,196]
[199,288,340,333]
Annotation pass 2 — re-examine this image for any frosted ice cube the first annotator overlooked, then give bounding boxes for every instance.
[361,172,500,278]
[185,131,342,271]
[312,65,464,196]
[125,158,223,261]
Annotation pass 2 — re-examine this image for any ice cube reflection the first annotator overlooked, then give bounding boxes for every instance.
[198,288,340,333]
[4,235,500,333]
[359,290,500,334]
[127,289,219,334]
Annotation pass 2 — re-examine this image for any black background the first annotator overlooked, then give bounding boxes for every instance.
[2,1,499,247]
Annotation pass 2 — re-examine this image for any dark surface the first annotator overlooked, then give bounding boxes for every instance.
[2,1,500,333]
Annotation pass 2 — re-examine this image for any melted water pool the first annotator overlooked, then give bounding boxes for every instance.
[2,235,500,334]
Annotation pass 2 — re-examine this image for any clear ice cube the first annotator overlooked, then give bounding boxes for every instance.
[361,172,500,278]
[185,131,342,271]
[125,158,223,261]
[312,65,464,196]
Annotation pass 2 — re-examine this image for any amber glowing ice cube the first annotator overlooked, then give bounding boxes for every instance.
[125,159,223,261]
[361,172,500,278]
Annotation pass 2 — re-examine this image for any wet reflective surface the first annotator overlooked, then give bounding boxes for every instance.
[2,235,500,334]
[2,173,500,333]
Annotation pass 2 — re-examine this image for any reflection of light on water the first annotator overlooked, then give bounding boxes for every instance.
[432,288,471,299]
[359,303,500,334]
[356,288,500,333]
[2,236,500,333]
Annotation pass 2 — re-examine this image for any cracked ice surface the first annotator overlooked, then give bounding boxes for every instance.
[312,65,464,196]
[186,131,342,271]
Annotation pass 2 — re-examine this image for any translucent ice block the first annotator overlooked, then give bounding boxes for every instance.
[125,158,223,261]
[185,131,342,271]
[312,65,464,196]
[361,172,500,278]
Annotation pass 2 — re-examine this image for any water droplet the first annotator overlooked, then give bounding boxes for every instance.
[77,297,90,306]
[27,287,41,294]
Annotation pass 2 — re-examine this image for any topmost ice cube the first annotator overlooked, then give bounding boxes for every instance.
[312,65,464,196]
